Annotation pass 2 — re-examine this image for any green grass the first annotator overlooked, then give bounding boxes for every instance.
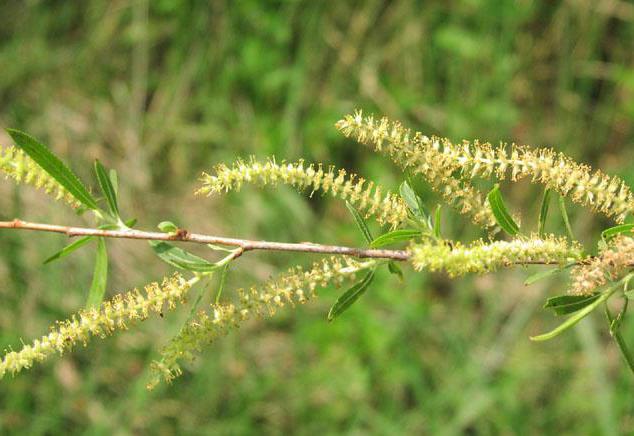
[0,0,633,433]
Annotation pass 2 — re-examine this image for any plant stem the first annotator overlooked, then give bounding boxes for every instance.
[0,218,618,266]
[0,218,410,260]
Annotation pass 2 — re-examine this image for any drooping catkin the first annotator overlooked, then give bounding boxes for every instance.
[336,111,498,229]
[569,235,634,295]
[337,110,634,223]
[148,256,373,389]
[410,235,582,277]
[197,158,408,228]
[0,145,80,208]
[0,274,192,379]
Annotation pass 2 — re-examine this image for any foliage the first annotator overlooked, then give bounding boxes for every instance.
[0,1,633,434]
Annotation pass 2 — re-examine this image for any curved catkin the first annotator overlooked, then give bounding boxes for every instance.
[148,256,373,389]
[0,146,80,208]
[569,235,634,295]
[337,110,634,223]
[0,274,191,379]
[196,158,408,228]
[336,111,498,229]
[410,235,583,277]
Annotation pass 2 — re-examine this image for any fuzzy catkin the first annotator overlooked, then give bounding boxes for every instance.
[0,274,191,379]
[410,235,582,277]
[569,235,634,295]
[336,111,497,229]
[148,256,372,389]
[0,145,80,208]
[337,110,634,223]
[197,158,408,228]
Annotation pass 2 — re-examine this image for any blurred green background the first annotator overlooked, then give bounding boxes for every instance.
[0,0,633,434]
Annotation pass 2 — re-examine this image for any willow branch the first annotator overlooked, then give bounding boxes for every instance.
[0,219,410,260]
[1,219,627,267]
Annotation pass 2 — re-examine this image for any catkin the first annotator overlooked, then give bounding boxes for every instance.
[148,256,372,389]
[410,235,582,277]
[0,274,191,379]
[337,110,634,223]
[197,158,408,228]
[0,145,80,208]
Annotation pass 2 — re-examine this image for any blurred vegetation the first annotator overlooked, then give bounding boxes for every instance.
[0,0,633,434]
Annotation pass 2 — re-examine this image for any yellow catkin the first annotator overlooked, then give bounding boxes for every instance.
[0,145,80,208]
[569,235,634,295]
[148,256,373,389]
[337,110,634,223]
[0,274,191,379]
[336,111,498,229]
[196,158,408,228]
[410,235,582,277]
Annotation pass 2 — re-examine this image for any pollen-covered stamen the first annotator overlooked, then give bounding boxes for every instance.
[0,274,192,379]
[337,110,634,223]
[336,111,498,229]
[0,146,80,208]
[410,235,583,277]
[196,158,408,228]
[148,256,373,389]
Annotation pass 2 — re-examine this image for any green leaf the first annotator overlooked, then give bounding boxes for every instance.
[524,262,575,285]
[370,229,422,248]
[544,293,602,315]
[109,169,119,196]
[433,205,442,239]
[86,238,108,309]
[7,129,99,210]
[327,269,375,321]
[149,241,222,272]
[215,263,230,304]
[605,301,634,374]
[538,189,551,237]
[524,268,562,286]
[531,289,613,341]
[124,218,137,228]
[94,160,120,218]
[158,221,179,233]
[400,180,428,222]
[43,236,94,264]
[601,224,634,242]
[387,261,404,281]
[487,184,519,236]
[345,201,373,244]
[558,196,575,241]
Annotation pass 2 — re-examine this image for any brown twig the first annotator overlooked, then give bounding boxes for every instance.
[0,219,410,260]
[2,219,627,267]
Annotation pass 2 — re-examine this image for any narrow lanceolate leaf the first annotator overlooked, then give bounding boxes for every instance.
[387,261,404,281]
[370,229,422,248]
[400,180,428,223]
[544,293,602,316]
[601,224,634,242]
[524,268,562,286]
[94,160,120,218]
[538,189,551,237]
[433,205,442,239]
[558,196,575,241]
[530,290,612,341]
[7,129,99,210]
[149,241,222,272]
[86,238,108,309]
[346,201,373,244]
[524,262,575,286]
[109,169,119,196]
[44,236,94,264]
[328,269,375,321]
[487,185,519,236]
